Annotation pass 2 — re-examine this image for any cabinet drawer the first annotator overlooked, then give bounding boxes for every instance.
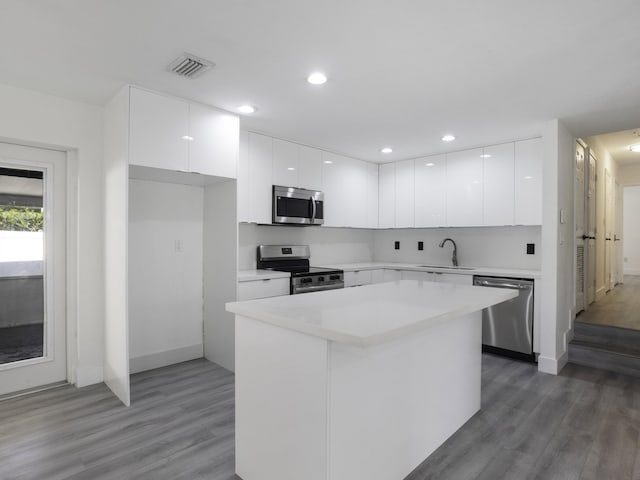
[344,270,373,287]
[237,278,290,301]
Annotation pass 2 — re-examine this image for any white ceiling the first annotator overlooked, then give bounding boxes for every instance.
[593,129,640,165]
[2,0,640,163]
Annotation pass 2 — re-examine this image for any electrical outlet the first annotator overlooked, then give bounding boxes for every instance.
[418,241,424,251]
[526,243,535,255]
[394,241,400,250]
[175,239,183,253]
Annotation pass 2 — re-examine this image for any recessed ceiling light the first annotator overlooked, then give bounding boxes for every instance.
[630,144,640,152]
[287,167,295,171]
[238,105,256,114]
[181,135,194,141]
[307,72,327,85]
[523,175,533,180]
[323,160,333,165]
[381,147,393,154]
[425,162,435,167]
[480,154,492,158]
[442,134,455,142]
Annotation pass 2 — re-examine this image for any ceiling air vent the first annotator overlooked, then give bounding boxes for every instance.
[167,53,215,79]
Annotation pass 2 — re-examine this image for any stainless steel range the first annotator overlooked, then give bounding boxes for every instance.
[257,245,344,295]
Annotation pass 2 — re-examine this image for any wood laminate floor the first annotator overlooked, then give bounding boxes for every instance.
[577,275,640,330]
[2,355,640,480]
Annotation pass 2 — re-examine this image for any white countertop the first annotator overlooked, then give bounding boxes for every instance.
[238,269,291,282]
[226,280,517,347]
[319,262,542,279]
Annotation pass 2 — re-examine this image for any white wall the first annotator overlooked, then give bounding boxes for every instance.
[539,119,575,375]
[0,82,104,387]
[128,179,204,372]
[239,224,375,269]
[619,164,640,186]
[374,227,541,269]
[623,186,640,275]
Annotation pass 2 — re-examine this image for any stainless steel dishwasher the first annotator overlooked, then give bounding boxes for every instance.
[473,276,535,361]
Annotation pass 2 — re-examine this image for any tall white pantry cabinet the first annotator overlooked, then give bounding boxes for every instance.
[104,85,239,406]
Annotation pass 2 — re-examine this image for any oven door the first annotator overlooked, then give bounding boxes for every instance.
[272,185,324,225]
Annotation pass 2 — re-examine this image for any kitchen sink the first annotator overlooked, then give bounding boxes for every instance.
[417,265,476,270]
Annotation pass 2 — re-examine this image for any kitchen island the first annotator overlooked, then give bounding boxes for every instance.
[226,280,517,480]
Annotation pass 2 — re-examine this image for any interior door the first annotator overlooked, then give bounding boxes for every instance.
[574,141,586,313]
[0,143,66,396]
[604,169,613,293]
[615,181,624,285]
[586,152,597,304]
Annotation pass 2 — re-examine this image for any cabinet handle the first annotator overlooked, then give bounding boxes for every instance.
[262,278,271,282]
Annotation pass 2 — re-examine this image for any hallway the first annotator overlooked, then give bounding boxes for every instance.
[577,276,640,330]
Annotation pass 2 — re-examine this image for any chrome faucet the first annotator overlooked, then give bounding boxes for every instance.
[439,238,458,267]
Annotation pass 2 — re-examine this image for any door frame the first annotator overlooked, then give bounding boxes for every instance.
[0,139,78,393]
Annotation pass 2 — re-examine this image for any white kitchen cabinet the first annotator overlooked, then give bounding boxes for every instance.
[248,132,273,224]
[129,87,189,171]
[378,163,396,228]
[188,102,239,178]
[401,270,431,281]
[395,159,415,228]
[414,154,446,227]
[446,148,484,227]
[272,138,299,187]
[370,269,385,283]
[483,143,514,226]
[515,138,543,225]
[237,131,250,222]
[344,270,373,287]
[129,87,238,178]
[383,269,403,282]
[438,273,472,285]
[366,163,379,228]
[237,278,290,301]
[298,145,323,191]
[322,153,368,228]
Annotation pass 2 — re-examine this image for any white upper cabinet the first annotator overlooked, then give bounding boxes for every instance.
[188,102,239,178]
[414,154,446,227]
[515,138,543,225]
[322,153,368,228]
[366,163,379,228]
[247,132,273,224]
[129,87,189,171]
[446,148,484,226]
[128,87,238,179]
[272,138,299,187]
[395,159,415,228]
[378,163,396,228]
[482,143,515,226]
[298,145,323,191]
[237,130,250,222]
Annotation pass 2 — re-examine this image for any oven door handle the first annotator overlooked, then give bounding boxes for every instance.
[293,282,344,294]
[310,196,317,223]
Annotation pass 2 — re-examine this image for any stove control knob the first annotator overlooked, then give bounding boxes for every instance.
[330,275,340,281]
[301,278,312,284]
[318,276,325,282]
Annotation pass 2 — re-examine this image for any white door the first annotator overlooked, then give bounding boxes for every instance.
[574,141,586,313]
[604,169,613,293]
[0,142,66,396]
[615,182,624,285]
[586,152,597,304]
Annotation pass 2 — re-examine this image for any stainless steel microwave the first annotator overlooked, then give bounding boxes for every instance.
[272,185,324,225]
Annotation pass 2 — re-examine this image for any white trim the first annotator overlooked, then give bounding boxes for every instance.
[537,351,568,375]
[129,344,204,374]
[595,286,607,301]
[623,269,640,276]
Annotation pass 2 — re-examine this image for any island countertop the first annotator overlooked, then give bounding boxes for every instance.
[226,279,517,347]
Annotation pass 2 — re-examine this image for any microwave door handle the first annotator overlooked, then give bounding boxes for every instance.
[310,196,316,222]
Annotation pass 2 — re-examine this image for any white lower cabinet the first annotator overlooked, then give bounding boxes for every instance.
[237,278,290,301]
[382,269,403,282]
[344,270,373,287]
[437,273,472,285]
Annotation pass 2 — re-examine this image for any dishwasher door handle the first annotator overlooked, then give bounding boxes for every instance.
[476,280,530,289]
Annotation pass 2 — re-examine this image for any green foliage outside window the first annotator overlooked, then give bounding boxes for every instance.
[0,207,44,232]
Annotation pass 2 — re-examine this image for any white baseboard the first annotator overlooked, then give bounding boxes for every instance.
[595,286,607,302]
[624,269,640,276]
[130,344,204,374]
[537,351,568,375]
